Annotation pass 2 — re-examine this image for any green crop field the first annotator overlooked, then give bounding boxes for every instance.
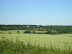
[0,30,72,49]
[0,30,72,54]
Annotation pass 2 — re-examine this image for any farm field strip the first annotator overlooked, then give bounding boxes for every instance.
[0,34,72,49]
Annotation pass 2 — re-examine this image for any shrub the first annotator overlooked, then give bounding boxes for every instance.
[38,29,40,31]
[41,29,43,31]
[51,30,58,34]
[45,31,51,34]
[0,32,5,34]
[33,31,36,33]
[24,30,31,33]
[17,31,20,34]
[45,30,58,34]
[8,32,12,34]
[0,32,2,34]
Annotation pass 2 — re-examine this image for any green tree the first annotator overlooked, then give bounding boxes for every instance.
[24,30,31,33]
[51,30,57,34]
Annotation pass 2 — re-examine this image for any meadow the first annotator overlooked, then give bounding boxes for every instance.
[0,30,72,54]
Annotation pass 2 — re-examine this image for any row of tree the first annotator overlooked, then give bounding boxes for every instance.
[0,25,72,34]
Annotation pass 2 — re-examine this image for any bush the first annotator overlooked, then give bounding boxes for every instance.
[41,29,43,31]
[17,31,20,34]
[51,30,58,34]
[24,30,31,33]
[45,30,58,34]
[8,32,12,34]
[33,31,36,33]
[38,29,40,31]
[0,32,3,34]
[45,31,51,34]
[0,32,5,34]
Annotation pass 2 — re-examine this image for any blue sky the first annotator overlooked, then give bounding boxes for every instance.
[0,0,72,25]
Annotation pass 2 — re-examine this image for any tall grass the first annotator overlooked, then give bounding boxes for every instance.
[0,37,72,54]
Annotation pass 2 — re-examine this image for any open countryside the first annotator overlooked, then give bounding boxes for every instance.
[0,32,72,49]
[0,0,72,54]
[0,25,72,54]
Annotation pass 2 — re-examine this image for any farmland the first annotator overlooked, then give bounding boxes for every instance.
[0,30,72,54]
[0,0,72,53]
[0,30,72,49]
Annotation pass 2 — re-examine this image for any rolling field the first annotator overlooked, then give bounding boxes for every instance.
[0,30,72,54]
[0,31,72,49]
[0,30,46,34]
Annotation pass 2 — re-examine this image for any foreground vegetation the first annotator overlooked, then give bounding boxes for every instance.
[0,38,72,54]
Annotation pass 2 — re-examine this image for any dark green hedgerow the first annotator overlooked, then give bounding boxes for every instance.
[0,38,72,54]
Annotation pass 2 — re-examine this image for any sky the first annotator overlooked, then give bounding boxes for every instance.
[0,0,72,25]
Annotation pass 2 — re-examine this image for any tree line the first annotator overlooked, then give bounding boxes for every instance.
[0,25,72,34]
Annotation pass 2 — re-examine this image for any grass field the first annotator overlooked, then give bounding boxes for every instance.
[0,30,46,34]
[0,30,72,49]
[0,30,72,54]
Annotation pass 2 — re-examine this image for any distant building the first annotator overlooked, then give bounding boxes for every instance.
[27,25,29,27]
